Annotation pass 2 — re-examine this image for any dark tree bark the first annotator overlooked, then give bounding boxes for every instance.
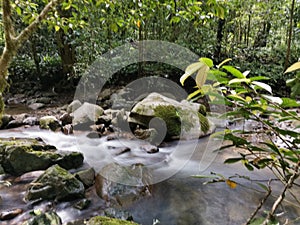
[56,29,76,76]
[253,21,271,48]
[214,18,225,61]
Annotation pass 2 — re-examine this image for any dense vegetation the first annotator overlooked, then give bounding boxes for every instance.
[0,1,300,224]
[1,0,300,97]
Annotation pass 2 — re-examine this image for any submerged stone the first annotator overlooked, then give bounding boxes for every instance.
[0,138,83,176]
[25,164,85,201]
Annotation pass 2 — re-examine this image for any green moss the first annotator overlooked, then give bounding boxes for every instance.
[198,104,207,116]
[87,216,138,225]
[153,105,182,136]
[198,112,209,133]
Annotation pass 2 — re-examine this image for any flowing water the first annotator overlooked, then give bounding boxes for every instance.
[0,127,300,225]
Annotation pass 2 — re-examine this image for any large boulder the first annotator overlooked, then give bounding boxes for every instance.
[128,92,215,140]
[25,164,85,201]
[0,138,83,176]
[72,102,104,128]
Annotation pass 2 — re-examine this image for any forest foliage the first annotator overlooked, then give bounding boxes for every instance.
[0,0,300,96]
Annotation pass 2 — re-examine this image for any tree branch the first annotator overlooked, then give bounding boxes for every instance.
[16,0,63,47]
[2,0,16,49]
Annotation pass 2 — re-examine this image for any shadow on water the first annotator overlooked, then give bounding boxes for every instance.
[0,127,300,225]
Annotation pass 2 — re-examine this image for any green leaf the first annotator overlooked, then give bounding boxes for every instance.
[54,25,60,32]
[217,58,232,68]
[222,65,245,78]
[16,7,22,16]
[280,97,300,108]
[200,57,213,68]
[224,157,244,164]
[180,62,203,86]
[285,61,300,73]
[187,89,202,100]
[250,76,270,81]
[196,64,209,89]
[227,94,246,102]
[252,81,272,94]
[262,95,283,104]
[228,78,250,85]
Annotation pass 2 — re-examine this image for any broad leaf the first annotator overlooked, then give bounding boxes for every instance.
[200,57,213,68]
[222,65,245,78]
[243,70,250,77]
[180,62,203,86]
[195,64,209,89]
[262,95,283,105]
[252,81,272,94]
[285,61,300,73]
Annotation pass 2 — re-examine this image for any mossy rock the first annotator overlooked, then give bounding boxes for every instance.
[39,116,61,131]
[25,164,85,201]
[128,92,215,140]
[86,216,139,225]
[0,138,83,176]
[22,211,62,225]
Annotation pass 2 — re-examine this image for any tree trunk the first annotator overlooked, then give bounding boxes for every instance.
[0,0,62,121]
[56,29,76,76]
[284,0,295,70]
[214,18,225,61]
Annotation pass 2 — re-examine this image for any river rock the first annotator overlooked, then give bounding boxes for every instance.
[86,216,138,225]
[23,116,38,126]
[0,114,13,129]
[22,211,62,225]
[28,102,45,110]
[72,102,104,127]
[0,138,84,176]
[59,112,73,125]
[35,97,52,104]
[0,208,23,220]
[67,99,82,114]
[25,164,85,201]
[95,163,152,206]
[75,167,96,188]
[128,92,215,140]
[6,113,29,129]
[39,116,61,131]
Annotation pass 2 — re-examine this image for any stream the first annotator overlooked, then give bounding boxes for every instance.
[0,126,300,225]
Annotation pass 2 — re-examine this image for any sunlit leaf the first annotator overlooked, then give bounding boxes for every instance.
[243,70,250,77]
[217,58,232,68]
[228,78,250,85]
[262,95,283,104]
[180,62,203,86]
[200,57,213,68]
[196,64,209,89]
[187,89,202,100]
[252,81,272,93]
[226,179,237,189]
[222,65,245,78]
[54,25,60,32]
[285,61,300,73]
